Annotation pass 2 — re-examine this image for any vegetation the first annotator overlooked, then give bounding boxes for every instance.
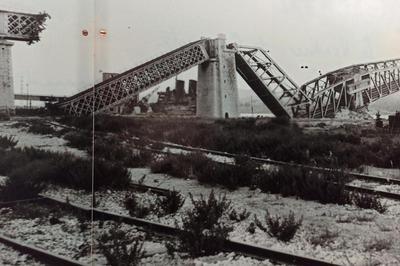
[27,120,58,135]
[172,191,232,257]
[98,225,145,266]
[229,208,251,222]
[0,135,18,149]
[58,115,400,169]
[0,160,51,201]
[308,227,339,247]
[350,192,387,213]
[0,147,131,201]
[155,189,185,216]
[255,167,351,205]
[124,193,153,218]
[255,211,302,242]
[63,130,92,150]
[150,152,209,179]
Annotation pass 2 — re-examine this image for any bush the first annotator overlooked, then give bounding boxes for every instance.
[93,137,152,168]
[0,135,18,149]
[364,237,393,252]
[0,160,50,201]
[150,153,209,179]
[176,190,232,257]
[28,120,57,135]
[308,227,339,247]
[351,192,387,213]
[156,189,185,216]
[255,167,351,205]
[8,203,62,221]
[193,155,257,190]
[0,149,30,175]
[64,130,92,150]
[98,225,145,266]
[124,193,153,218]
[229,208,251,222]
[46,156,131,191]
[59,115,400,169]
[255,211,302,242]
[0,148,131,191]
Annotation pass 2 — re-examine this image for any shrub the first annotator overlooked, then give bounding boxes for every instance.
[59,115,400,169]
[150,153,209,179]
[255,211,302,242]
[0,149,30,175]
[308,227,339,247]
[229,208,251,222]
[0,160,50,201]
[28,120,57,135]
[155,189,185,216]
[150,155,185,178]
[98,225,145,266]
[255,167,351,205]
[364,237,393,252]
[7,203,57,220]
[64,130,92,150]
[93,137,152,168]
[9,122,29,129]
[46,155,131,191]
[193,155,257,190]
[176,190,232,257]
[246,222,256,234]
[350,192,387,213]
[0,135,18,149]
[124,193,152,218]
[0,147,131,191]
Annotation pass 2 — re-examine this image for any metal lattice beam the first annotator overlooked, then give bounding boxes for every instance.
[57,40,210,116]
[300,58,400,118]
[0,10,49,43]
[233,44,310,118]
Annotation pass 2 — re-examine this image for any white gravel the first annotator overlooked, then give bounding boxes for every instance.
[0,120,86,157]
[39,167,400,265]
[0,242,44,266]
[128,168,400,266]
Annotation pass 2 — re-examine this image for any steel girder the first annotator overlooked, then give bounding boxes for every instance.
[300,58,400,118]
[233,45,310,118]
[0,10,49,43]
[57,40,210,116]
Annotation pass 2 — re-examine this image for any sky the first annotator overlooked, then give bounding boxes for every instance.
[1,0,400,103]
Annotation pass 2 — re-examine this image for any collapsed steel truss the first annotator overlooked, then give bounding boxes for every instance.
[56,36,400,118]
[58,40,209,115]
[300,58,400,118]
[234,45,310,118]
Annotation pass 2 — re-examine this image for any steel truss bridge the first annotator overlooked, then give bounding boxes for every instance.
[57,38,400,118]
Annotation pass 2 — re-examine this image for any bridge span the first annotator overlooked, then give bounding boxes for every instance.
[57,35,400,119]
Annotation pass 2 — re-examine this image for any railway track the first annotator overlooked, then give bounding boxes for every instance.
[0,233,88,266]
[1,181,397,266]
[41,120,400,201]
[135,146,400,202]
[131,137,400,186]
[44,119,400,186]
[24,194,339,266]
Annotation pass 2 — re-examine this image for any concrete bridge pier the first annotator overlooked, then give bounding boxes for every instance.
[196,34,239,118]
[0,40,15,116]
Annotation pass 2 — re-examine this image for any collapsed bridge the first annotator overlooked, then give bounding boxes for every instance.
[58,35,400,119]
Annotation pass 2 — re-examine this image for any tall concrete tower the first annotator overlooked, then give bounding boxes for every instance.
[0,40,14,114]
[197,34,239,118]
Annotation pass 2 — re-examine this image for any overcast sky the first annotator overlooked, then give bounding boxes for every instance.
[1,0,400,99]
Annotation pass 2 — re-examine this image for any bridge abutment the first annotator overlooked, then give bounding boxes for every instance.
[197,35,239,118]
[0,40,15,116]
